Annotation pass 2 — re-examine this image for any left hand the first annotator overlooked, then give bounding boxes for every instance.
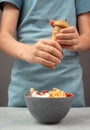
[56,26,80,51]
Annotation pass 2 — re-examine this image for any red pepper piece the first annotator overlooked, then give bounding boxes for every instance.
[66,93,73,97]
[42,90,48,94]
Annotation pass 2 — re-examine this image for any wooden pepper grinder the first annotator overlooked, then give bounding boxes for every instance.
[51,19,69,69]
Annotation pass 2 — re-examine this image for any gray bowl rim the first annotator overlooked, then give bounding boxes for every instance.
[24,93,74,99]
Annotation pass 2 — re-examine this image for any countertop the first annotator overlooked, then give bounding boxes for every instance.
[0,107,90,130]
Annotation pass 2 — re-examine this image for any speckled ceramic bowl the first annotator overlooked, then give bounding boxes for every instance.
[24,93,73,124]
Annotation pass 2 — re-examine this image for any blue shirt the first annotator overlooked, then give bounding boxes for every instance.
[0,0,90,107]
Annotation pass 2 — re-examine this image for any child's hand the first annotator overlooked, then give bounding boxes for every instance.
[56,26,80,51]
[23,39,63,68]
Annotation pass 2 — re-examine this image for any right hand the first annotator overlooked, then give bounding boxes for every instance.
[22,39,63,68]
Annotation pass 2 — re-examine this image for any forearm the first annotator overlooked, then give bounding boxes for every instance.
[77,12,90,52]
[0,32,29,60]
[78,33,90,52]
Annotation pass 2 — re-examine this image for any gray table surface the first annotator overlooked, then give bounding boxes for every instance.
[0,107,90,130]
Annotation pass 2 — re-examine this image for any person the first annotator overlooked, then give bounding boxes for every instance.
[0,0,90,107]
